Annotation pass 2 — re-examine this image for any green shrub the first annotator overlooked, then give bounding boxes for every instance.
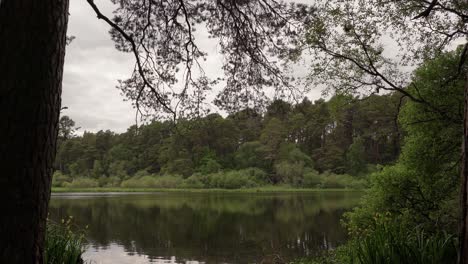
[320,173,367,189]
[44,217,86,264]
[204,171,259,189]
[180,175,206,188]
[303,170,323,188]
[155,175,184,188]
[274,161,305,185]
[120,175,183,188]
[98,176,121,187]
[108,160,129,179]
[133,169,151,178]
[162,158,194,177]
[52,171,71,187]
[98,177,107,187]
[197,158,222,174]
[242,167,269,183]
[120,176,153,188]
[63,177,99,188]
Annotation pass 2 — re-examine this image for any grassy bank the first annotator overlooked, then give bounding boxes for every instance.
[51,186,363,193]
[294,230,457,264]
[45,217,86,264]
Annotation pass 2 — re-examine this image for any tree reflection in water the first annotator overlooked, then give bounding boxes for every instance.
[49,192,361,264]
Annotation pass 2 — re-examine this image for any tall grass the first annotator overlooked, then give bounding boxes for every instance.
[345,225,457,264]
[295,215,457,264]
[44,217,86,264]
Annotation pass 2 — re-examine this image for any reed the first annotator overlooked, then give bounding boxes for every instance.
[44,217,86,264]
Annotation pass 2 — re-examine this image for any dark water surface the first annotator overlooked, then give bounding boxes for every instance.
[49,191,361,264]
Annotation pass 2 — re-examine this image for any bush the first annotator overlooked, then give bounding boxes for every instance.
[197,158,222,174]
[155,175,184,188]
[274,161,305,185]
[44,217,86,264]
[133,169,151,178]
[120,175,183,188]
[108,160,129,179]
[120,176,154,188]
[63,178,99,188]
[98,176,121,187]
[52,171,71,187]
[180,175,206,188]
[162,158,194,177]
[202,171,259,189]
[242,167,269,183]
[303,170,323,188]
[320,172,367,189]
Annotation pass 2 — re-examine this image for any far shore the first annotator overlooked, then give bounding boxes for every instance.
[51,187,365,193]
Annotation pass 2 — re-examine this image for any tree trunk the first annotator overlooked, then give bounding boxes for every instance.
[460,72,468,264]
[0,1,69,263]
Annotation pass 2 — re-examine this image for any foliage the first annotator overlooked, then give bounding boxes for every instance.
[58,116,78,142]
[98,176,121,188]
[295,50,466,264]
[296,216,457,264]
[344,49,464,235]
[306,0,467,101]
[95,0,315,117]
[55,94,401,189]
[187,169,265,189]
[346,228,457,264]
[274,161,306,186]
[44,217,86,264]
[64,178,99,188]
[51,171,71,188]
[197,157,222,174]
[121,175,184,188]
[346,137,367,176]
[303,170,324,188]
[321,173,368,189]
[234,141,270,171]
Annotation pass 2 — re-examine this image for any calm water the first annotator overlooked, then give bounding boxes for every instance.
[48,192,361,264]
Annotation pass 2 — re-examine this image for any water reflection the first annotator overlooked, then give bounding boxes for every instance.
[49,192,361,264]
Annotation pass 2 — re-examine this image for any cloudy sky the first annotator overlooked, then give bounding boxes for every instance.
[63,1,135,133]
[63,0,319,133]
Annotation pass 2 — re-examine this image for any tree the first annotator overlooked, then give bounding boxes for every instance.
[307,1,468,260]
[92,160,105,179]
[0,1,70,263]
[260,117,288,164]
[86,0,313,119]
[346,137,366,175]
[346,49,464,239]
[58,115,78,141]
[235,141,270,171]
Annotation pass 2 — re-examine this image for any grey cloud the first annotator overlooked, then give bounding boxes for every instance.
[63,0,323,133]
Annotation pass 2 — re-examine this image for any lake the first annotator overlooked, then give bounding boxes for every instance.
[48,191,361,264]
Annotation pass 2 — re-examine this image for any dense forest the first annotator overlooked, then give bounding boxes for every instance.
[54,93,401,189]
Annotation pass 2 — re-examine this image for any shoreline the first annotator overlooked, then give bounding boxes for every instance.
[51,187,364,193]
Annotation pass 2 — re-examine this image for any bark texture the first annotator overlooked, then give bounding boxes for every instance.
[460,72,468,264]
[0,1,69,263]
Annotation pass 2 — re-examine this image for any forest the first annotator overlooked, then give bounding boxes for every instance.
[53,93,401,190]
[2,0,468,263]
[53,47,466,264]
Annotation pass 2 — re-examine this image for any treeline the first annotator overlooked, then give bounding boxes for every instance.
[54,93,402,189]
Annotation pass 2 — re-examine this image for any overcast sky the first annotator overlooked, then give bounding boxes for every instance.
[62,0,320,133]
[63,1,134,133]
